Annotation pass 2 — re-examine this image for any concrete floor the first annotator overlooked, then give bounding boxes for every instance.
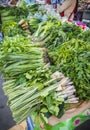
[0,73,16,130]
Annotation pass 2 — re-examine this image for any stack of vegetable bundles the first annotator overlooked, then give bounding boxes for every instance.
[34,20,90,100]
[0,3,90,128]
[0,34,79,124]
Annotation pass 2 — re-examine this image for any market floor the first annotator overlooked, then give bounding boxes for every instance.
[0,73,90,130]
[0,73,16,130]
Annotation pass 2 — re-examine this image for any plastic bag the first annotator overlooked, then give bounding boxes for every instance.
[51,109,90,130]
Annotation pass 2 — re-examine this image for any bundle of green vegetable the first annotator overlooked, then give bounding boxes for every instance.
[34,21,84,49]
[1,9,15,21]
[1,8,16,25]
[61,22,82,39]
[0,35,45,77]
[34,20,67,49]
[28,17,41,33]
[0,6,30,22]
[1,21,28,37]
[49,39,90,100]
[3,69,78,124]
[77,29,90,43]
[0,34,78,124]
[27,4,39,15]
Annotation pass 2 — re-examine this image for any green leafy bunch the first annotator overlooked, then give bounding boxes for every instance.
[49,39,90,99]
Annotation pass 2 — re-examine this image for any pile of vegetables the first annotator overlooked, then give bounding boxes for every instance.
[77,29,90,42]
[0,35,78,124]
[33,14,90,101]
[0,4,39,22]
[0,4,39,36]
[0,35,45,77]
[0,3,90,128]
[28,17,41,33]
[34,21,82,50]
[1,21,29,37]
[34,20,66,48]
[3,70,77,123]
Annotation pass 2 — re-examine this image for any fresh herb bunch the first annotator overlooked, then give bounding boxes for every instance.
[49,39,90,99]
[0,35,45,78]
[1,7,29,21]
[34,20,67,49]
[1,22,28,37]
[28,17,41,34]
[77,29,90,42]
[61,22,82,39]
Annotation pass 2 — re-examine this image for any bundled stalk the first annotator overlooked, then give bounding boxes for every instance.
[1,21,28,37]
[34,21,83,50]
[3,70,78,124]
[0,35,45,77]
[0,35,78,123]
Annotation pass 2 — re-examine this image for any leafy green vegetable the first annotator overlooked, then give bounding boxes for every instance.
[49,39,90,99]
[77,29,90,42]
[61,22,82,39]
[0,35,68,124]
[34,20,67,49]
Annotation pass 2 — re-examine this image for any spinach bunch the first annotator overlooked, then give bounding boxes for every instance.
[61,22,82,39]
[77,29,90,43]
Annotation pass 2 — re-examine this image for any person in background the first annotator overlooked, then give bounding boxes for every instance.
[8,0,19,6]
[57,0,78,21]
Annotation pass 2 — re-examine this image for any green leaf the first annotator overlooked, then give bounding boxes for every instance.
[40,90,49,97]
[41,108,48,113]
[26,73,32,79]
[40,113,48,124]
[38,83,44,90]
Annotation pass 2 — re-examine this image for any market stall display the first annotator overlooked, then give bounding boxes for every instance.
[77,0,90,27]
[0,2,90,130]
